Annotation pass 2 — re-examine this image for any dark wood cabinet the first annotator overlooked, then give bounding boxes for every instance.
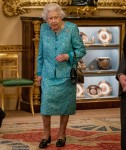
[20,17,126,112]
[21,18,35,80]
[21,17,40,112]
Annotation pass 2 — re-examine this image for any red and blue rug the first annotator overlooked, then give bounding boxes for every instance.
[0,115,121,150]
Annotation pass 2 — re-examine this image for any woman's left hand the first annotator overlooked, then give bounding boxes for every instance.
[55,54,69,62]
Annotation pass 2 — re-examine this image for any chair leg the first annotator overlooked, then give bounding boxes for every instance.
[17,86,21,110]
[29,86,34,116]
[1,87,4,111]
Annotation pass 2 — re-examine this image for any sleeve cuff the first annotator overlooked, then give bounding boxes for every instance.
[37,72,41,76]
[68,52,74,65]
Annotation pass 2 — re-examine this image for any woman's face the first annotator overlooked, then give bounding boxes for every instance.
[46,11,62,32]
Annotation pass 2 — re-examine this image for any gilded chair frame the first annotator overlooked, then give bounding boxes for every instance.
[0,53,34,115]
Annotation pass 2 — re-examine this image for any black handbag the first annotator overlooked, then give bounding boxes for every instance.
[70,51,84,84]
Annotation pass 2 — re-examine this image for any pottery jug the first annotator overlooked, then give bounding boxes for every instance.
[96,57,111,70]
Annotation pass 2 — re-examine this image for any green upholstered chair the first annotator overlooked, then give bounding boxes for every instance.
[0,53,34,116]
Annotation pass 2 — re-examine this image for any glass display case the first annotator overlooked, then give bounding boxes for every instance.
[64,18,126,107]
[75,22,124,104]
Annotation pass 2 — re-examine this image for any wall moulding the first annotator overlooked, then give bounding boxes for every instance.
[0,45,22,52]
[2,0,126,17]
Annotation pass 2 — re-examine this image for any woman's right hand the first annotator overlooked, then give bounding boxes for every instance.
[55,54,69,62]
[36,76,42,86]
[119,74,126,92]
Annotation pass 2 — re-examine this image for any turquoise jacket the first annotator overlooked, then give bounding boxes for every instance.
[37,21,86,78]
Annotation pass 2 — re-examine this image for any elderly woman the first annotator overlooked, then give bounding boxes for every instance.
[36,3,86,148]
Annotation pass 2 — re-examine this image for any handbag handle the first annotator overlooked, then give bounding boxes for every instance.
[72,51,76,68]
[73,51,83,72]
[73,51,76,59]
[71,51,84,83]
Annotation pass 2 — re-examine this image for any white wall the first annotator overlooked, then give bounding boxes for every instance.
[0,1,42,45]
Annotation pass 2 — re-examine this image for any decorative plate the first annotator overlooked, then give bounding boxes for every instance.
[98,81,112,96]
[86,85,102,98]
[76,83,85,97]
[97,28,112,44]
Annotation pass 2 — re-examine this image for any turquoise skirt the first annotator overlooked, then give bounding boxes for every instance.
[40,77,76,115]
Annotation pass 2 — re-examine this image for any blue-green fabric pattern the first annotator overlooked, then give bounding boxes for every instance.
[41,78,76,115]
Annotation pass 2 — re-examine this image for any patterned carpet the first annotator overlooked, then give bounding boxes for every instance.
[0,110,121,150]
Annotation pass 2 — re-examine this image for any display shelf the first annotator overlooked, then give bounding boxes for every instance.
[76,98,119,103]
[82,48,119,71]
[84,44,120,47]
[75,22,122,107]
[78,26,120,45]
[76,75,119,101]
[82,70,117,75]
[70,19,124,109]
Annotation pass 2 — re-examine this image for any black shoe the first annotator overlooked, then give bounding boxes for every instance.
[39,136,51,148]
[56,137,66,147]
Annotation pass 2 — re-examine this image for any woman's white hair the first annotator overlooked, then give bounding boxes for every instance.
[41,3,65,21]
